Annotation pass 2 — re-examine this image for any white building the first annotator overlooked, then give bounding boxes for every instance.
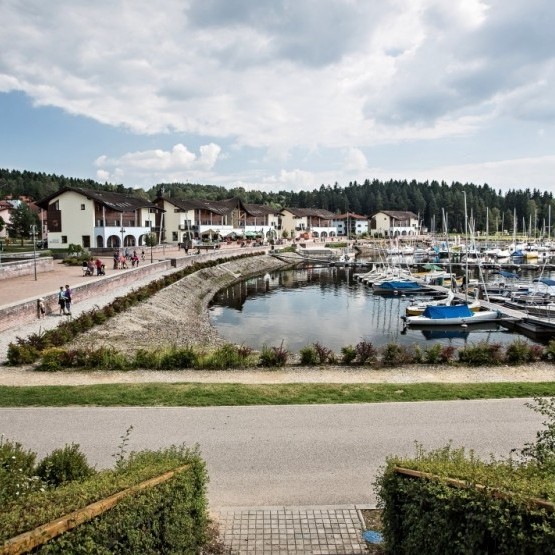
[37,187,163,249]
[370,210,420,237]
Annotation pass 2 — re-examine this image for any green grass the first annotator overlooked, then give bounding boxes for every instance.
[1,381,555,407]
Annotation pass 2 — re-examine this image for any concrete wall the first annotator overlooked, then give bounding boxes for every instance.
[0,257,55,280]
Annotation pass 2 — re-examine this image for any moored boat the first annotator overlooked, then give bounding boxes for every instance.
[403,304,501,326]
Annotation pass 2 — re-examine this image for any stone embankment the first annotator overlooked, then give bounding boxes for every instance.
[70,254,289,353]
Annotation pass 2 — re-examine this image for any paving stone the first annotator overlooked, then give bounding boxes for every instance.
[214,505,370,554]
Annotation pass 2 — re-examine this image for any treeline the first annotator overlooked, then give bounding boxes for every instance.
[2,168,555,235]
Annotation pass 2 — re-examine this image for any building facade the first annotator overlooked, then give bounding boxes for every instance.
[37,187,163,249]
[370,210,420,237]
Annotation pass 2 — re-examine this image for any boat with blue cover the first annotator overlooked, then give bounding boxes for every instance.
[404,304,501,326]
[372,280,427,294]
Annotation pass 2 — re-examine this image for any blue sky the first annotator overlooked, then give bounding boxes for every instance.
[1,0,555,194]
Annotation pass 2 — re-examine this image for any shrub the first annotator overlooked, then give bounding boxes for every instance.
[84,346,130,370]
[299,345,319,366]
[458,341,503,366]
[313,342,335,364]
[37,347,72,371]
[259,343,289,367]
[341,345,357,365]
[197,344,254,369]
[517,396,555,468]
[355,340,377,365]
[36,443,96,487]
[528,344,546,362]
[0,436,41,504]
[6,342,40,365]
[134,348,162,369]
[160,347,199,370]
[424,343,442,364]
[380,343,413,367]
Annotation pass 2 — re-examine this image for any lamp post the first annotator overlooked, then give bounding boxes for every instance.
[120,227,125,251]
[30,224,37,281]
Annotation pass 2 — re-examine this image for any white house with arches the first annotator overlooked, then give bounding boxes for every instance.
[37,187,163,249]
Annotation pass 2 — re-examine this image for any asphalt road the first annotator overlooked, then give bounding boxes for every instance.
[0,399,543,507]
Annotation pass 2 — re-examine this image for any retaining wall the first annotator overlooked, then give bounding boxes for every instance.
[0,257,55,279]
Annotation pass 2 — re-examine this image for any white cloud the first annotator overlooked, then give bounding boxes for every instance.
[94,143,222,184]
[2,0,555,191]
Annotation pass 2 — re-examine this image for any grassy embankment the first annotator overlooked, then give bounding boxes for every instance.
[1,381,555,407]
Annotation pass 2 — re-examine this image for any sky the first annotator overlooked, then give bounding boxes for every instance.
[1,0,555,195]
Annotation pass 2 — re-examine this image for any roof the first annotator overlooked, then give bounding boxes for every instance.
[243,203,280,217]
[283,207,336,219]
[160,196,280,217]
[333,212,368,220]
[37,187,161,212]
[375,210,419,220]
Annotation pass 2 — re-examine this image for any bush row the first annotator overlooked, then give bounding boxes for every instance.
[0,436,209,553]
[27,337,555,371]
[6,253,263,366]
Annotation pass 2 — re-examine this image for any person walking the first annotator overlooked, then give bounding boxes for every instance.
[64,284,72,315]
[58,286,67,316]
[95,258,103,276]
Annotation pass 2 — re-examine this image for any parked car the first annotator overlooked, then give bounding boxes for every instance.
[36,239,48,249]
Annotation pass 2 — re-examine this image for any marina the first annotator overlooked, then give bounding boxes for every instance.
[209,264,553,353]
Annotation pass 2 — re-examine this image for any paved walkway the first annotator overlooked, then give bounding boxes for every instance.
[214,505,371,555]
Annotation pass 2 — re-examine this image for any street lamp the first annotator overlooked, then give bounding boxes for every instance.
[30,224,37,281]
[120,227,125,250]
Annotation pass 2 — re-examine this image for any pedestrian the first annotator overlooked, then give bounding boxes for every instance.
[95,258,103,276]
[64,284,72,315]
[38,298,46,318]
[58,286,66,315]
[113,250,119,270]
[141,249,145,261]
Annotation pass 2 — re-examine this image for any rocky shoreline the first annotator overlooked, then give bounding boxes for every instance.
[70,254,291,354]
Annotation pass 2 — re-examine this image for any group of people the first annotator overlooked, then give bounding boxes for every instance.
[113,249,145,269]
[57,284,72,316]
[83,258,106,276]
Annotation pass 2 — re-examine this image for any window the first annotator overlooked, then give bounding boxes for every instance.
[81,204,85,210]
[61,235,68,244]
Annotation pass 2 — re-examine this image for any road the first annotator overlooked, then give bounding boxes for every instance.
[0,399,543,507]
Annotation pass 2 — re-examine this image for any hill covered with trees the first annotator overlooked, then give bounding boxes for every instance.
[1,168,553,236]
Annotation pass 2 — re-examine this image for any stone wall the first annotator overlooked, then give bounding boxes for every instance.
[0,257,55,279]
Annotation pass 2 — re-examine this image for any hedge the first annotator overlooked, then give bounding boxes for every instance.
[0,446,209,554]
[376,445,555,554]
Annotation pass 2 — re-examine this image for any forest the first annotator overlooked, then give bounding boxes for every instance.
[1,167,554,236]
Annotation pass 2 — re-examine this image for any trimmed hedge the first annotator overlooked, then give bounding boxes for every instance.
[0,446,209,554]
[376,445,555,553]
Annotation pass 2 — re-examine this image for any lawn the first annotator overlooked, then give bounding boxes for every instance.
[1,381,555,407]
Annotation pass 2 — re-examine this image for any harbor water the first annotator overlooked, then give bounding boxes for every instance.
[209,265,543,353]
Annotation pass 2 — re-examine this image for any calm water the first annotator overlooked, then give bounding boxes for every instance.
[209,265,541,352]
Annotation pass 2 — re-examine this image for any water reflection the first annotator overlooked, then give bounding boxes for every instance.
[209,266,535,352]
